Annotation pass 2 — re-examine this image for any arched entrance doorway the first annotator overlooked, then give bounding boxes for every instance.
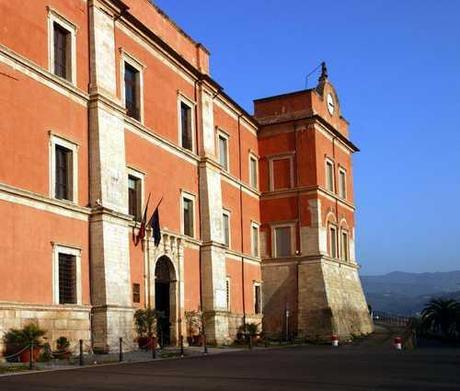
[154,255,177,346]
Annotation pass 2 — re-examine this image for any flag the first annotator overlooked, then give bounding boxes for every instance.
[149,207,161,247]
[148,196,163,247]
[134,193,151,246]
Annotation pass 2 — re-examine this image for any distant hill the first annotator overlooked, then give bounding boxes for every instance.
[361,271,460,316]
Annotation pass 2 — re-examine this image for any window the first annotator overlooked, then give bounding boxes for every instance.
[53,23,70,80]
[133,283,141,303]
[269,156,293,191]
[226,277,231,311]
[55,145,73,201]
[53,245,81,305]
[326,160,335,192]
[218,133,229,171]
[128,175,142,221]
[58,253,77,304]
[180,100,194,151]
[341,231,349,261]
[222,211,230,247]
[249,155,258,189]
[48,9,77,84]
[329,225,338,258]
[274,226,292,257]
[50,134,78,203]
[251,223,259,257]
[182,195,195,238]
[339,168,347,199]
[124,62,140,120]
[254,284,262,314]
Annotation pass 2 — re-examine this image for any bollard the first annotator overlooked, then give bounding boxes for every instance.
[331,335,339,347]
[394,336,402,350]
[180,335,184,358]
[248,334,253,350]
[203,334,208,355]
[119,337,123,362]
[29,341,33,370]
[79,339,84,366]
[151,338,156,359]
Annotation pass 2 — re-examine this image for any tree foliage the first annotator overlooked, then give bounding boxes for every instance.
[421,298,459,340]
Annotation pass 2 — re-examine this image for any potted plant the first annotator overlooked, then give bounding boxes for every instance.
[245,322,260,344]
[2,322,46,363]
[185,310,203,346]
[54,336,71,359]
[134,308,160,349]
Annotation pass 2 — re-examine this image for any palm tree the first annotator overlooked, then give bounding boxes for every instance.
[421,298,459,339]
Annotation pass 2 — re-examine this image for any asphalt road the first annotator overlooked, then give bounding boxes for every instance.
[0,344,459,390]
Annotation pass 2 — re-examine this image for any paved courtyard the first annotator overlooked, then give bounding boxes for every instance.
[0,342,459,390]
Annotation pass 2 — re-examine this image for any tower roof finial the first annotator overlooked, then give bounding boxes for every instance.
[319,61,328,82]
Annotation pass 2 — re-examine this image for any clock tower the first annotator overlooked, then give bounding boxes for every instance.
[254,63,373,340]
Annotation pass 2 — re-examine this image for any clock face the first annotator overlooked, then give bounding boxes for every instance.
[327,93,335,114]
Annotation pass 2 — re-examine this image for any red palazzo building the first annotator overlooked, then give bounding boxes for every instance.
[0,0,372,352]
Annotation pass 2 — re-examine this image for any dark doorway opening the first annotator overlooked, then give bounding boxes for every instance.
[155,256,174,346]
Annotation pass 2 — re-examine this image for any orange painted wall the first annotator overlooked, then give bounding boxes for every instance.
[0,0,89,91]
[0,62,89,205]
[0,201,89,304]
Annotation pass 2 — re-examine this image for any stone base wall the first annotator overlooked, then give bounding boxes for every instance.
[261,262,298,338]
[298,259,373,340]
[92,306,135,352]
[0,303,91,355]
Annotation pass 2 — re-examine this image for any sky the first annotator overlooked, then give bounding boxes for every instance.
[154,0,460,275]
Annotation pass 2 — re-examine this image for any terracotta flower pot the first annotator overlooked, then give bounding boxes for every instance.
[137,336,156,350]
[19,347,41,363]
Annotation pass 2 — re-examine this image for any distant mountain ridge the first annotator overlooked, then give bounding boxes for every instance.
[361,270,460,315]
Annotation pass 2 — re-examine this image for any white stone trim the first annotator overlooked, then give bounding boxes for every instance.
[52,243,82,305]
[222,208,231,248]
[177,92,196,153]
[271,222,296,258]
[328,224,338,259]
[338,167,347,200]
[325,157,335,193]
[250,221,260,257]
[268,155,294,191]
[180,191,196,238]
[47,7,77,85]
[120,49,145,123]
[49,133,79,204]
[248,152,259,190]
[216,129,230,172]
[127,166,145,219]
[340,228,349,262]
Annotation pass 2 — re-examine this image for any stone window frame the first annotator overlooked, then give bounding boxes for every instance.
[225,276,231,311]
[253,282,262,315]
[328,223,338,259]
[52,243,82,306]
[271,222,296,258]
[177,92,196,153]
[325,157,335,193]
[268,154,294,191]
[49,133,79,203]
[248,151,259,190]
[127,167,145,221]
[340,228,349,261]
[119,49,145,124]
[222,208,231,248]
[216,129,230,172]
[47,7,78,85]
[338,166,347,199]
[180,190,196,238]
[250,221,260,258]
